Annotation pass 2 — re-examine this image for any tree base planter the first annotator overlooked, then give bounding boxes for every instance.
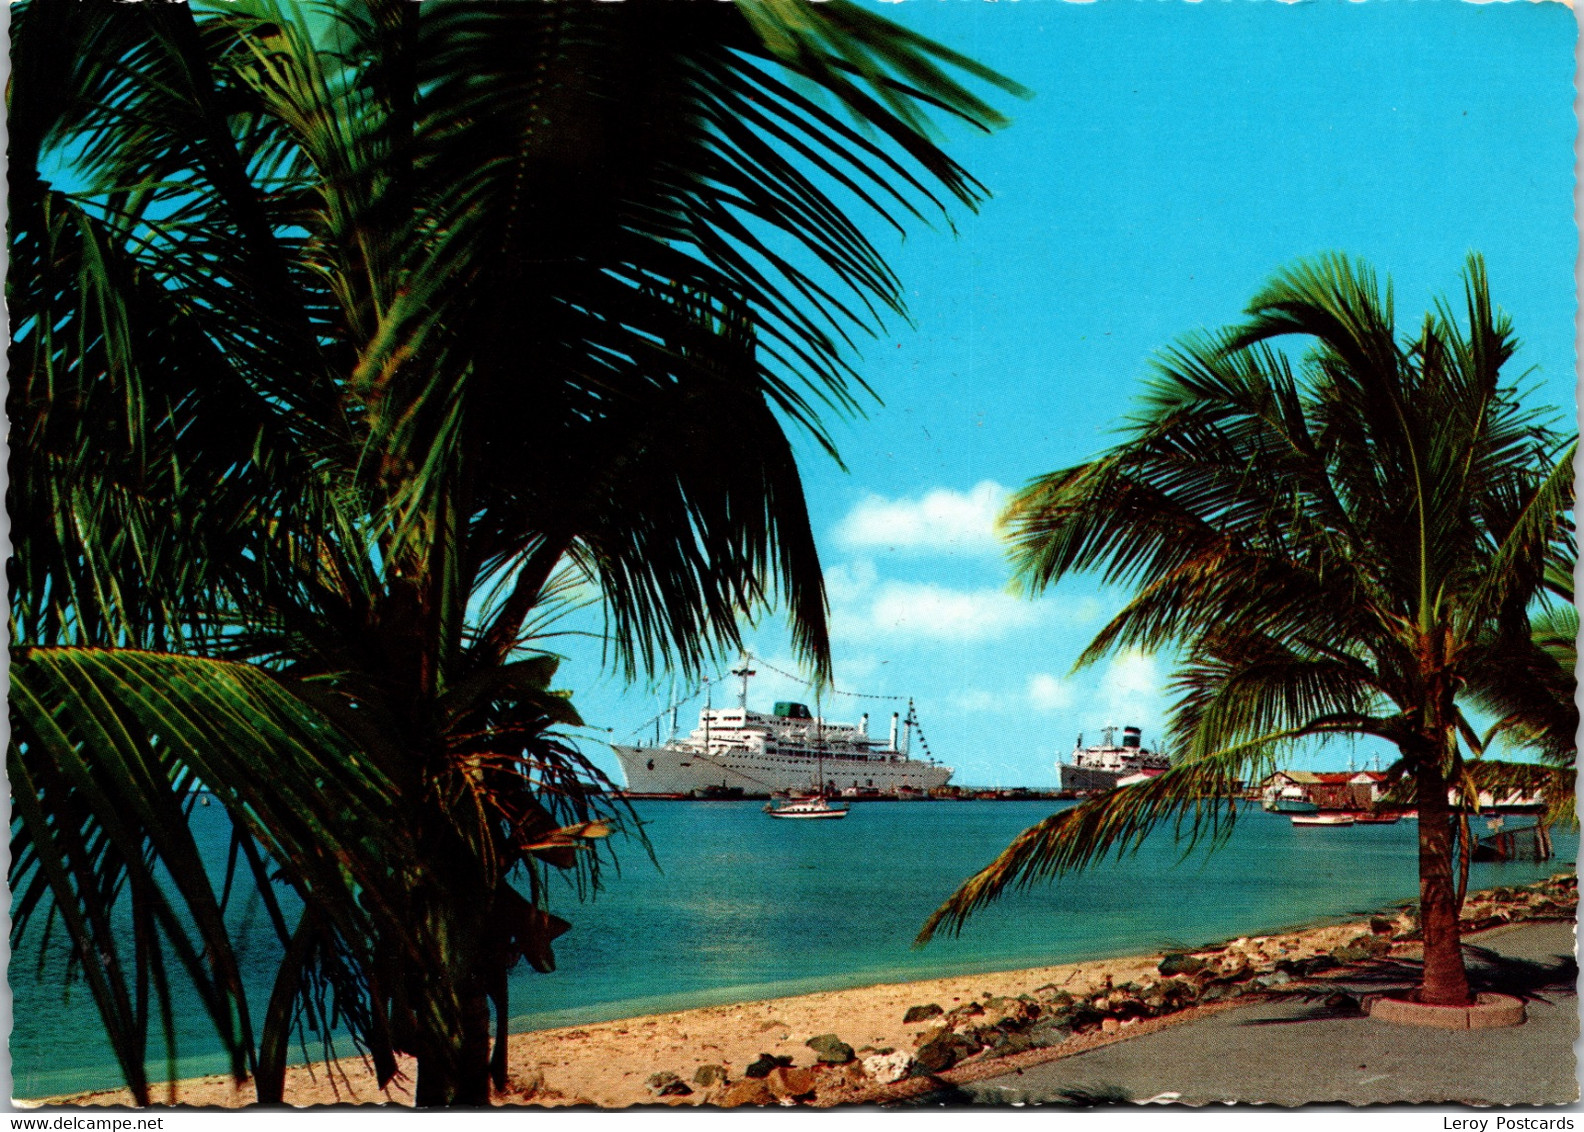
[1368,993,1526,1030]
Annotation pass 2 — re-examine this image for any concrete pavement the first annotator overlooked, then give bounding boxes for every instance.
[955,920,1578,1107]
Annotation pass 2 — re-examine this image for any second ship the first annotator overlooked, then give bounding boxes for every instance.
[1056,725,1170,793]
[612,660,953,798]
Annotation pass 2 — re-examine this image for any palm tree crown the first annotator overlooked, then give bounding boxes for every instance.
[9,0,1021,1104]
[920,254,1574,1010]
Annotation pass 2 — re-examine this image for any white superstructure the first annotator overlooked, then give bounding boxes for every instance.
[612,662,952,797]
[1057,725,1170,792]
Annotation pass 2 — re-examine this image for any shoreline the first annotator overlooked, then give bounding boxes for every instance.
[26,874,1577,1109]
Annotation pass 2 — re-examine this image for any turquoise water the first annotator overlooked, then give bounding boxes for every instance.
[11,800,1575,1099]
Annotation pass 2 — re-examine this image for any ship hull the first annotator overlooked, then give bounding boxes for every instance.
[1058,762,1128,793]
[612,744,952,797]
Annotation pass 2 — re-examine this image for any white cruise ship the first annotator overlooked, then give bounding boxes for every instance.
[612,662,952,798]
[1056,725,1170,793]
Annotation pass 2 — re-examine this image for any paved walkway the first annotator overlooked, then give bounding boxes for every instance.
[958,921,1578,1107]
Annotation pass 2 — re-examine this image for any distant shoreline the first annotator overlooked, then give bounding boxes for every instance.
[28,874,1575,1109]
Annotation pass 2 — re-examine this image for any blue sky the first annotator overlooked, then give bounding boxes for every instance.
[563,0,1579,789]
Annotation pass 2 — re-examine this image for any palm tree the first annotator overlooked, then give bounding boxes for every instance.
[9,0,1022,1105]
[918,254,1574,1009]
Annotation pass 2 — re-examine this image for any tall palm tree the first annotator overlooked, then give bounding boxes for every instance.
[918,255,1574,1009]
[9,0,1021,1104]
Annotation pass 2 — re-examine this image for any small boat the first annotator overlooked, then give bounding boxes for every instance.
[765,796,848,820]
[1353,811,1400,825]
[1291,813,1355,827]
[1262,787,1319,814]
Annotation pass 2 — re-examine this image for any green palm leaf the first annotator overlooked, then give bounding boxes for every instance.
[10,648,426,1103]
[11,0,1019,1101]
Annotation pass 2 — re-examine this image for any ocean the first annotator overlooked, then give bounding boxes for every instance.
[10,800,1575,1099]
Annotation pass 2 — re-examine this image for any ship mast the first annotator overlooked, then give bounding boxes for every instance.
[814,687,824,796]
[731,656,756,711]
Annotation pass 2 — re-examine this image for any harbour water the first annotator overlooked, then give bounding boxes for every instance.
[11,800,1575,1099]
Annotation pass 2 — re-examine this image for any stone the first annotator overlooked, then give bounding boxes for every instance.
[1033,985,1072,1005]
[766,1065,819,1101]
[1100,1017,1121,1033]
[744,1053,793,1079]
[657,1080,693,1097]
[988,1033,1034,1058]
[861,1050,913,1085]
[840,1060,870,1083]
[914,1031,978,1073]
[903,1003,944,1024]
[647,1071,681,1090]
[693,1064,728,1088]
[1323,991,1359,1012]
[1158,953,1207,977]
[718,1078,777,1108]
[1369,916,1396,934]
[1024,1020,1073,1048]
[805,1033,855,1065]
[1067,1001,1105,1028]
[1105,994,1147,1020]
[1359,933,1392,956]
[1217,958,1253,982]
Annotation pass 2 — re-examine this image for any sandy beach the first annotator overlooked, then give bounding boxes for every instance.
[29,873,1575,1110]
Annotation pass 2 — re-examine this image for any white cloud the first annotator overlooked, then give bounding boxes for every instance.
[855,580,1038,641]
[945,674,1074,716]
[823,559,880,607]
[1027,672,1074,712]
[828,559,1038,642]
[835,481,1008,554]
[826,554,1097,644]
[1098,650,1161,726]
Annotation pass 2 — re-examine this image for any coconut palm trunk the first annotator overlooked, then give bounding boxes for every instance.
[1413,751,1471,1005]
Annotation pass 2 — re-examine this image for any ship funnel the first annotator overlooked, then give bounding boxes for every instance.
[889,712,900,750]
[1123,726,1142,749]
[860,713,869,736]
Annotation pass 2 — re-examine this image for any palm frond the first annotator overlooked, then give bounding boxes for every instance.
[9,648,428,1098]
[918,731,1308,944]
